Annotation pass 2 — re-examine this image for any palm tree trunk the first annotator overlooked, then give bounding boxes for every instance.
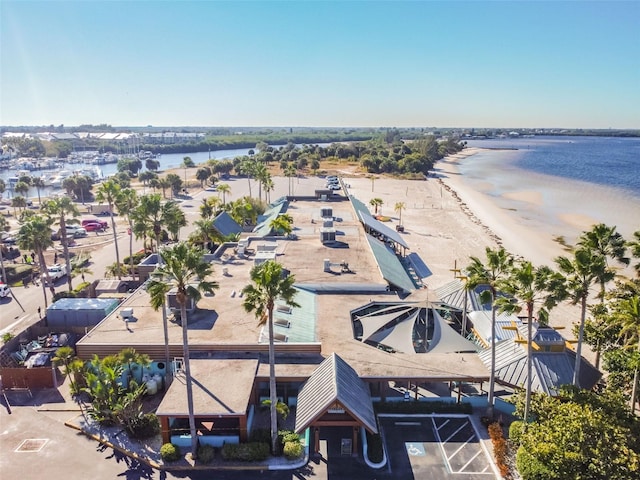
[268,307,278,454]
[38,249,49,308]
[61,217,73,292]
[156,235,172,386]
[573,295,588,386]
[181,303,198,459]
[630,338,640,413]
[128,219,134,280]
[525,304,533,422]
[488,300,496,412]
[109,210,121,279]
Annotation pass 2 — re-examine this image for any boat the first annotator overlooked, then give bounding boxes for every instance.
[49,170,73,189]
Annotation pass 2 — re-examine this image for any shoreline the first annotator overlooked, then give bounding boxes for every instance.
[435,147,640,270]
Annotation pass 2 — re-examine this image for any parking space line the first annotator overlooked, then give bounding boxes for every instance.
[458,449,482,473]
[448,434,475,460]
[431,417,451,473]
[442,421,469,444]
[435,418,450,431]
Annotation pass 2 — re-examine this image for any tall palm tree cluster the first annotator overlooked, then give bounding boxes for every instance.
[465,224,640,420]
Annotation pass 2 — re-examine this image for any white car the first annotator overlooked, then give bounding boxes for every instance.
[0,283,10,298]
[43,264,68,285]
[328,184,342,190]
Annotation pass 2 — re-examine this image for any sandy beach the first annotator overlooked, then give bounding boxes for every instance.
[324,147,637,364]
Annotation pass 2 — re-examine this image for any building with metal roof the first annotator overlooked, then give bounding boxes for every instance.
[212,211,242,238]
[295,353,377,454]
[477,326,601,395]
[365,234,417,293]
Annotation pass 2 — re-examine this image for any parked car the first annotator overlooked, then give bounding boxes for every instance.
[0,283,10,298]
[1,231,18,244]
[328,184,342,190]
[83,222,104,232]
[42,264,67,285]
[73,228,88,238]
[82,218,108,229]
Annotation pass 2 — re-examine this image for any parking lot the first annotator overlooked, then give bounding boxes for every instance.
[379,414,498,479]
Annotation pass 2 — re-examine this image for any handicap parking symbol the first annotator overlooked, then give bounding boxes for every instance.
[405,442,426,456]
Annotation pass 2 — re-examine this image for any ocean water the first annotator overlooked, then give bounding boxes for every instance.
[458,136,640,252]
[465,135,640,198]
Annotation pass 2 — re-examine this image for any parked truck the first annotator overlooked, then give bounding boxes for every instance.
[43,263,68,285]
[86,203,113,216]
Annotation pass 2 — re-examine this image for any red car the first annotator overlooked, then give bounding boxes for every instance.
[82,218,108,229]
[83,222,105,232]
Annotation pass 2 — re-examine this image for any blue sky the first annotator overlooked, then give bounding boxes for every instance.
[1,1,639,128]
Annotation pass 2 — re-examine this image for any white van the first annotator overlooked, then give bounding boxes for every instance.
[0,283,11,298]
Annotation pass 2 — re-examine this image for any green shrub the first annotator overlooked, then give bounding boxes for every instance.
[197,444,216,464]
[281,432,300,444]
[509,420,525,446]
[366,432,384,464]
[128,413,160,439]
[283,441,303,460]
[221,442,270,462]
[1,332,15,344]
[160,443,181,462]
[249,428,271,444]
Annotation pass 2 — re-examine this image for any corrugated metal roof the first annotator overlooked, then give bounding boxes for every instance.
[253,202,287,237]
[294,353,377,434]
[434,280,491,312]
[365,234,416,292]
[358,211,410,249]
[212,211,242,237]
[349,195,370,219]
[467,311,521,343]
[478,338,602,395]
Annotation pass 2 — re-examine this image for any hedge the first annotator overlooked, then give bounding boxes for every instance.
[221,442,270,462]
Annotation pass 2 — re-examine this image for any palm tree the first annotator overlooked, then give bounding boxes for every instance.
[204,196,222,219]
[147,242,219,459]
[269,214,293,237]
[195,167,211,188]
[95,179,122,279]
[242,260,299,453]
[369,197,383,215]
[158,177,171,199]
[578,223,630,299]
[17,214,54,307]
[217,183,231,205]
[555,247,610,386]
[465,247,513,410]
[118,347,151,384]
[32,176,45,205]
[495,261,565,422]
[14,181,30,199]
[611,294,640,412]
[577,226,629,369]
[42,197,80,291]
[11,196,26,216]
[394,201,406,226]
[72,264,93,283]
[263,177,274,204]
[628,230,640,277]
[115,188,139,278]
[191,219,217,251]
[164,201,187,242]
[284,164,296,196]
[238,159,255,198]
